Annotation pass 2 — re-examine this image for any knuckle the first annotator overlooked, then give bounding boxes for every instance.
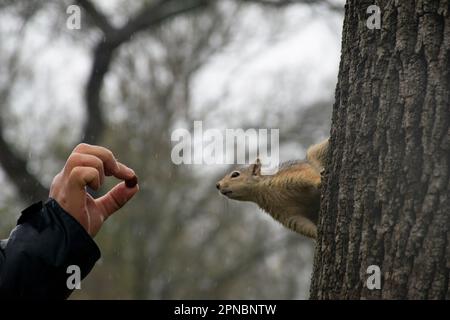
[50,172,62,188]
[74,143,90,152]
[67,152,82,165]
[69,167,98,184]
[69,166,84,178]
[93,156,104,169]
[105,148,115,160]
[67,168,82,185]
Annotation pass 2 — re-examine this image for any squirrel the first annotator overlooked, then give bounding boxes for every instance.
[216,139,329,239]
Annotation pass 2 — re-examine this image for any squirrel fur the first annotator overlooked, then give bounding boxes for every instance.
[216,139,329,239]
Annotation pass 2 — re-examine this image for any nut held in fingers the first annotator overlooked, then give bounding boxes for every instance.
[125,175,138,188]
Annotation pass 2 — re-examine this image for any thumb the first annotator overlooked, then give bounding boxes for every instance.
[96,181,139,218]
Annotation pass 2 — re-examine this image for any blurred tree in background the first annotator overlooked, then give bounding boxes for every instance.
[0,0,342,299]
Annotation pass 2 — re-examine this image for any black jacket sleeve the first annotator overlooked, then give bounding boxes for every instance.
[0,199,101,299]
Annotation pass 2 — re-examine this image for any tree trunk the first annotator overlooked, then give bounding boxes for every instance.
[310,0,450,299]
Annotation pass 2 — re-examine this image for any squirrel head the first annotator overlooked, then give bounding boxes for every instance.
[216,158,262,201]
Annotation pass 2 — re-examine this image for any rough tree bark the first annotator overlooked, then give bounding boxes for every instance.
[310,0,450,299]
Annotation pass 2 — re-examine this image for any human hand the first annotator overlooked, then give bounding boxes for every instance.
[49,143,139,237]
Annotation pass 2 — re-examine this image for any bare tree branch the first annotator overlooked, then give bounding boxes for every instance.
[82,41,114,144]
[117,0,210,43]
[240,0,344,12]
[79,0,210,144]
[0,23,49,203]
[75,0,116,35]
[0,130,48,202]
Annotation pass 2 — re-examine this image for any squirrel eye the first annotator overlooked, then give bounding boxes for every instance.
[231,171,240,178]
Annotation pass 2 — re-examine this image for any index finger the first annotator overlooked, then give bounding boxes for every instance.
[115,161,136,181]
[73,143,134,180]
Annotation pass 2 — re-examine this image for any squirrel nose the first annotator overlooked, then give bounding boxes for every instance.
[216,182,220,190]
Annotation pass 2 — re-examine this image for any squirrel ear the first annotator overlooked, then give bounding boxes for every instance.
[251,158,262,176]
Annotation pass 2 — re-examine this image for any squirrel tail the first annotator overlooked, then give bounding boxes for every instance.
[306,138,329,174]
